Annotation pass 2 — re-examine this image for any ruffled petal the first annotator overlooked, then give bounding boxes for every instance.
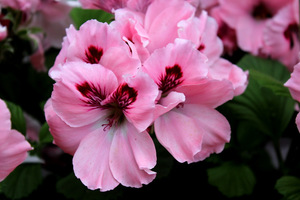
[0,99,11,132]
[0,130,32,181]
[155,104,230,163]
[208,58,249,96]
[51,62,118,127]
[285,63,300,102]
[109,123,156,188]
[73,129,119,191]
[45,99,95,155]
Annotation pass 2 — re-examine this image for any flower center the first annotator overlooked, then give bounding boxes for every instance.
[84,45,103,64]
[76,81,106,108]
[158,64,184,94]
[76,81,138,130]
[284,23,299,49]
[251,3,272,20]
[102,83,138,130]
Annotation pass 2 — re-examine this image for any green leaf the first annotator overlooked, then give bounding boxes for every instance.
[70,8,114,29]
[249,69,291,97]
[207,162,256,198]
[5,101,26,136]
[1,164,42,199]
[39,123,53,144]
[226,55,295,138]
[275,176,300,200]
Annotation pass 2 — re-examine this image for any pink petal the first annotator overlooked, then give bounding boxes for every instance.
[296,112,300,132]
[155,104,231,163]
[236,16,267,55]
[0,130,32,181]
[191,106,231,161]
[154,107,204,163]
[100,47,140,81]
[144,0,195,52]
[176,78,234,108]
[0,99,11,132]
[45,100,93,155]
[0,25,7,41]
[143,39,208,87]
[51,62,118,127]
[285,63,300,102]
[208,58,249,96]
[109,123,156,188]
[73,129,119,191]
[123,70,159,132]
[155,91,186,119]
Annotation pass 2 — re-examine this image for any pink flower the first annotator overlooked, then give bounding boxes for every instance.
[210,6,238,55]
[284,62,300,131]
[50,20,139,82]
[112,0,196,61]
[208,58,249,96]
[79,0,153,13]
[218,0,293,55]
[263,0,300,70]
[0,99,32,181]
[45,62,158,191]
[0,24,7,41]
[143,39,234,163]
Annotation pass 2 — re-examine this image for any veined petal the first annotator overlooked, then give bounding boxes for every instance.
[123,70,159,132]
[73,129,119,191]
[0,130,32,181]
[109,123,156,188]
[51,62,118,127]
[45,99,96,155]
[155,104,230,163]
[0,99,11,132]
[176,78,234,108]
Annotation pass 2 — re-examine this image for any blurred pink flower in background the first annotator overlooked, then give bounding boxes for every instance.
[0,24,7,41]
[78,0,153,13]
[0,0,73,71]
[0,99,32,182]
[263,0,300,71]
[285,62,300,131]
[217,0,293,55]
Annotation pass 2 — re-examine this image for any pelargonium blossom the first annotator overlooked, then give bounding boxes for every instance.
[50,20,139,82]
[263,0,300,70]
[0,99,32,181]
[284,62,300,131]
[78,0,153,13]
[0,24,7,41]
[218,0,293,55]
[45,61,158,191]
[143,39,234,163]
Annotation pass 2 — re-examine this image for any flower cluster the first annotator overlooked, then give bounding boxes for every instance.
[45,0,248,191]
[210,0,299,70]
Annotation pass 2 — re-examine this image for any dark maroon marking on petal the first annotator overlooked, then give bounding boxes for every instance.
[101,83,138,130]
[284,23,299,49]
[158,64,184,94]
[251,3,272,20]
[76,81,106,108]
[84,45,103,64]
[197,44,205,52]
[111,83,138,110]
